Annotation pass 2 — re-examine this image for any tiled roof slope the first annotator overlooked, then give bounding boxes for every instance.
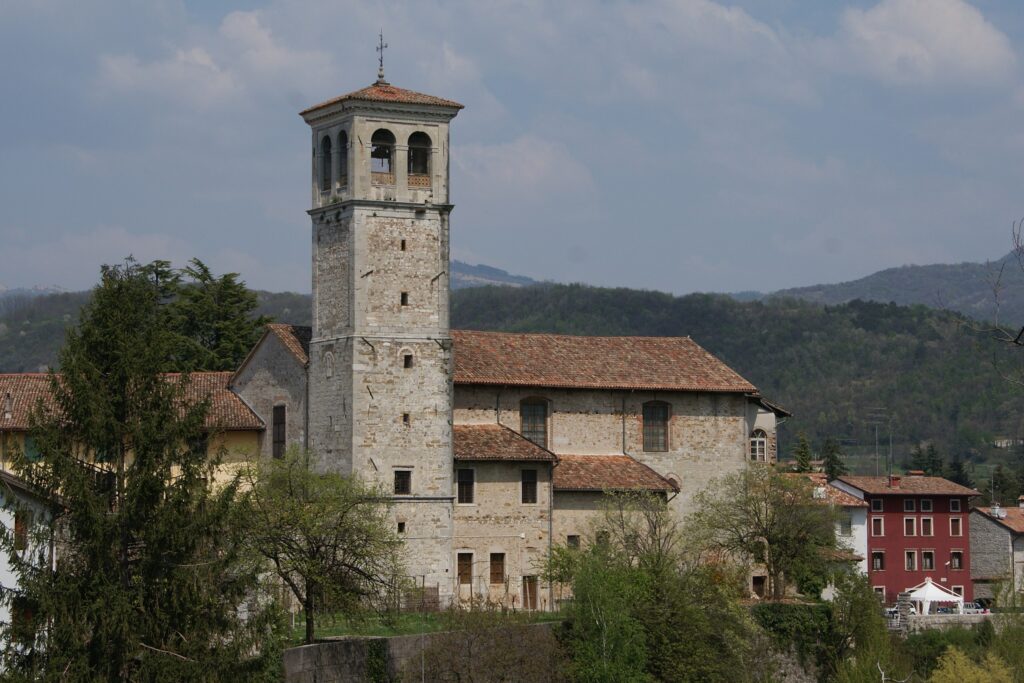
[453,424,556,462]
[553,455,677,492]
[301,82,464,116]
[268,324,311,366]
[975,507,1024,534]
[786,473,868,507]
[451,330,757,393]
[837,475,979,497]
[0,372,262,432]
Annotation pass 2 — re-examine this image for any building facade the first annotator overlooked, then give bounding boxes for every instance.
[832,474,978,605]
[970,500,1024,602]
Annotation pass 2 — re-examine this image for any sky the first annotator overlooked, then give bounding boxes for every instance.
[2,0,1024,295]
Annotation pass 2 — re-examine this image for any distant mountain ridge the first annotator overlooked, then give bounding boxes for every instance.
[738,252,1024,324]
[451,261,537,289]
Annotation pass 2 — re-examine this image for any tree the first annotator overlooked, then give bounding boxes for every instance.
[238,448,405,643]
[0,259,282,680]
[945,453,974,488]
[821,437,849,481]
[925,444,945,476]
[792,433,814,473]
[931,647,1012,683]
[690,467,838,600]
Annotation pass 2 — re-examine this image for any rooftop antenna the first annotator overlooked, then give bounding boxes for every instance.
[376,30,389,84]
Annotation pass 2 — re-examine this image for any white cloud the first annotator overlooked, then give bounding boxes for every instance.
[837,0,1016,86]
[98,48,241,109]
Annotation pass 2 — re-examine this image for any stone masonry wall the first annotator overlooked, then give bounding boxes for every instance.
[452,461,553,610]
[233,334,307,460]
[454,387,757,519]
[970,511,1011,600]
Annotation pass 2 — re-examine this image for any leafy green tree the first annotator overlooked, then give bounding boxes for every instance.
[792,432,814,473]
[690,467,838,600]
[931,647,1012,683]
[171,258,270,371]
[0,259,282,681]
[821,437,849,480]
[238,448,405,643]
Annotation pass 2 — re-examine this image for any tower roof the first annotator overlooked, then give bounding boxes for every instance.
[300,82,464,117]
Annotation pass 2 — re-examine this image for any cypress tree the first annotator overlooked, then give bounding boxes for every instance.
[793,433,814,473]
[0,259,282,680]
[821,437,849,481]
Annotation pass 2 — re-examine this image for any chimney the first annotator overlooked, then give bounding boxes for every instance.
[889,474,901,488]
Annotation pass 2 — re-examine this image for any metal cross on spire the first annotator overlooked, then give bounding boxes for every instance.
[376,30,388,84]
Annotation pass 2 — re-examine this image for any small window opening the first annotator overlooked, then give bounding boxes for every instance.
[457,468,474,504]
[394,470,411,495]
[272,405,286,459]
[402,413,410,427]
[397,521,406,534]
[400,292,409,306]
[371,129,395,178]
[520,400,548,448]
[319,136,332,192]
[521,469,538,504]
[567,535,580,549]
[490,553,505,584]
[337,130,348,186]
[400,239,407,251]
[403,354,414,369]
[408,131,432,187]
[457,552,472,584]
[643,402,669,452]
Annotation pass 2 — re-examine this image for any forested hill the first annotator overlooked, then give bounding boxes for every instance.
[767,252,1024,324]
[450,284,1023,458]
[3,282,1022,463]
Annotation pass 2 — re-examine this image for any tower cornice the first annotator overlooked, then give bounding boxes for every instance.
[308,199,454,220]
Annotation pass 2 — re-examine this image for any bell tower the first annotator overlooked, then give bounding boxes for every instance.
[300,66,463,594]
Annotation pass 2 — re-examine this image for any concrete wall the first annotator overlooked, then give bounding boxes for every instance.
[451,461,553,609]
[837,507,868,574]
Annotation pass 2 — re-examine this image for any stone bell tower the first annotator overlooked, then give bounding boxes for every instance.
[299,63,463,593]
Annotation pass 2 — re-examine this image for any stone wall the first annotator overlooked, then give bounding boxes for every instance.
[452,461,553,609]
[970,511,1011,601]
[233,332,307,461]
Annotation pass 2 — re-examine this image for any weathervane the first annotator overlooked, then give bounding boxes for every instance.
[376,30,388,84]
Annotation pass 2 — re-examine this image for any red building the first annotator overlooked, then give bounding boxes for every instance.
[833,473,979,605]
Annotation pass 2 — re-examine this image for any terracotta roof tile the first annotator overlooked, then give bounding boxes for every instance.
[452,330,756,393]
[301,81,464,116]
[0,372,262,432]
[553,454,677,492]
[786,473,868,507]
[837,475,979,497]
[975,507,1024,534]
[453,424,556,462]
[267,324,311,366]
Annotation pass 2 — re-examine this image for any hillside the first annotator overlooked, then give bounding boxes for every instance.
[768,252,1024,324]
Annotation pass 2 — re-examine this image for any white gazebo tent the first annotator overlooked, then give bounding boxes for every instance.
[905,577,964,615]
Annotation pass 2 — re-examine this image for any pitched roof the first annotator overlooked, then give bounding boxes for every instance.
[0,372,263,432]
[301,81,464,116]
[786,473,868,507]
[836,475,979,497]
[975,507,1024,534]
[553,455,678,492]
[451,330,757,393]
[453,424,556,462]
[267,324,311,366]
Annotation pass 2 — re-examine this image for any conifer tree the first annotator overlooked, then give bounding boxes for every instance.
[792,432,814,473]
[821,437,849,481]
[945,454,973,489]
[0,259,282,680]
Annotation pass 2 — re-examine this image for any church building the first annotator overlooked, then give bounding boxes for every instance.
[231,70,789,609]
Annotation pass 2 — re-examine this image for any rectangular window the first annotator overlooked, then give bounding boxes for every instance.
[871,551,885,571]
[872,517,884,537]
[873,586,886,598]
[14,509,31,551]
[871,499,883,512]
[952,585,964,597]
[397,521,406,534]
[950,517,962,537]
[905,551,917,571]
[394,470,411,495]
[520,402,548,448]
[567,535,580,549]
[457,468,474,504]
[402,413,410,427]
[490,553,505,584]
[839,513,853,537]
[403,354,413,369]
[904,517,916,537]
[921,499,933,512]
[904,499,915,512]
[521,469,538,504]
[921,517,933,536]
[950,499,962,512]
[400,291,409,306]
[951,551,963,570]
[922,551,935,571]
[400,238,407,251]
[643,403,669,452]
[457,553,472,585]
[272,405,286,459]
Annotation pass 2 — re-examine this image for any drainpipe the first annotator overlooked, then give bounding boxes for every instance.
[548,459,555,611]
[304,361,310,451]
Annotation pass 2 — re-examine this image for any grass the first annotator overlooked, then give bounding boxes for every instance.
[288,609,565,643]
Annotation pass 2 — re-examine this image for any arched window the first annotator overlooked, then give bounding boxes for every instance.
[750,429,767,462]
[520,399,548,448]
[642,401,669,452]
[407,132,431,187]
[371,128,395,183]
[319,136,332,192]
[337,130,348,186]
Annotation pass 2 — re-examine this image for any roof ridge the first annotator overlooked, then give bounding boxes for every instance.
[454,329,696,342]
